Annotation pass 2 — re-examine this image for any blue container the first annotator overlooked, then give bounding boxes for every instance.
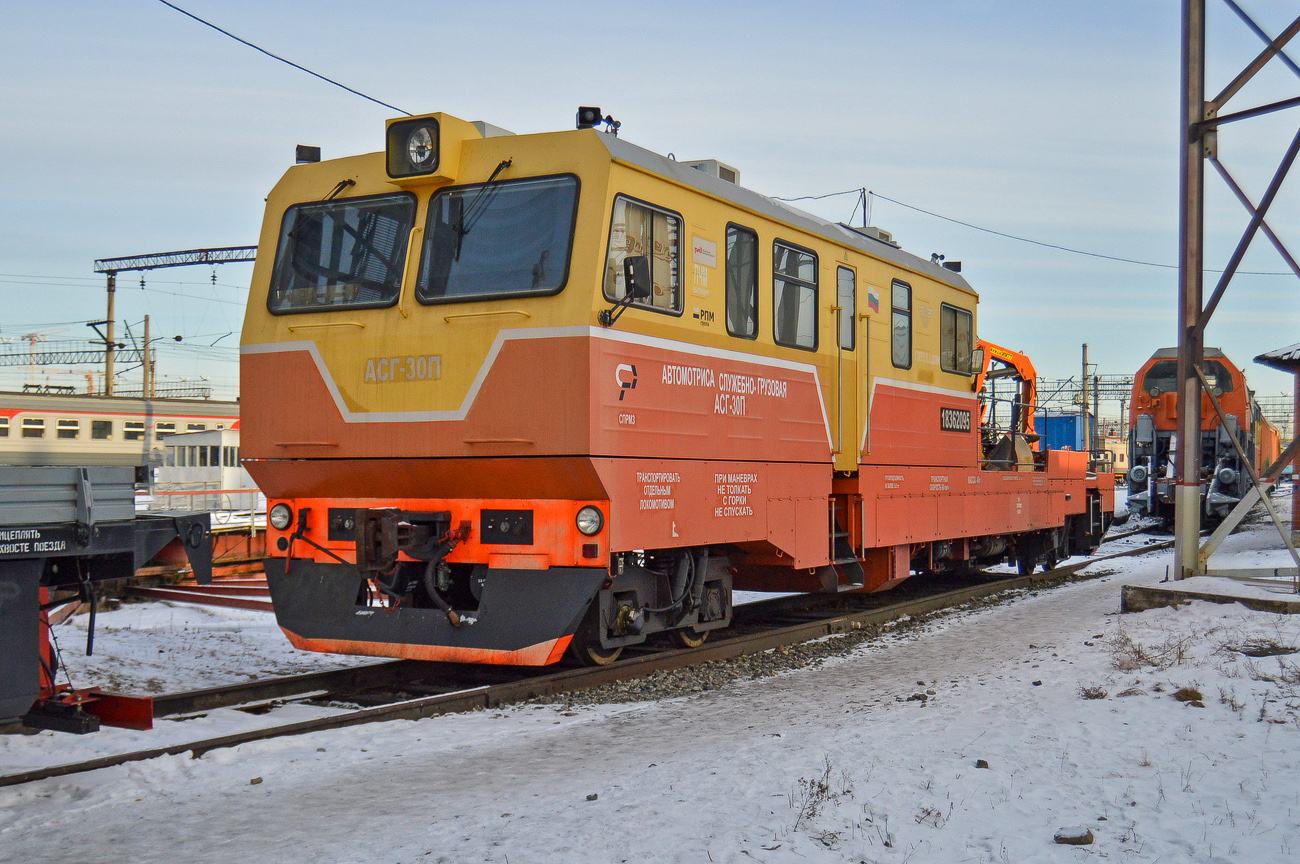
[1035,412,1090,451]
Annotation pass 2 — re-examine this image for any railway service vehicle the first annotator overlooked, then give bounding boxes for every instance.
[241,109,1114,666]
[1127,348,1280,524]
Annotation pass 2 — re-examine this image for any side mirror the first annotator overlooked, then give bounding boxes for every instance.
[624,256,652,300]
[969,347,985,377]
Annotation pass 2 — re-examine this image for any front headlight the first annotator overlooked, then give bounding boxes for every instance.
[407,126,435,170]
[269,503,293,531]
[575,506,604,536]
[387,118,440,178]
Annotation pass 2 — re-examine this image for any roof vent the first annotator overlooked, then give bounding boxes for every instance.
[683,159,739,185]
[471,121,515,138]
[841,224,900,248]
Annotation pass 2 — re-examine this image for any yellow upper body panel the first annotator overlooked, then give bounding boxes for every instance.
[241,113,980,469]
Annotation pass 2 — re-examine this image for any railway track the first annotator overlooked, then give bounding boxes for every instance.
[0,533,1172,789]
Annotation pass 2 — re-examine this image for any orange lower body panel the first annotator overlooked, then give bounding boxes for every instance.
[282,629,572,666]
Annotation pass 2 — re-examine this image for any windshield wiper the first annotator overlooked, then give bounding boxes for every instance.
[453,159,512,260]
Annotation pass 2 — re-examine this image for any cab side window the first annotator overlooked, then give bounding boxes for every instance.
[891,280,911,369]
[725,224,758,339]
[940,304,973,373]
[603,196,682,313]
[773,241,817,350]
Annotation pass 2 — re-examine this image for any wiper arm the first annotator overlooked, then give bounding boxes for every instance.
[453,159,512,260]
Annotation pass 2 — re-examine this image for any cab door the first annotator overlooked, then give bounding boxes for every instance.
[832,265,859,471]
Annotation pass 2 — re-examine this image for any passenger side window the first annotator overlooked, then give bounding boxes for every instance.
[91,420,111,440]
[773,241,818,350]
[725,224,758,339]
[891,280,911,368]
[837,267,856,351]
[940,304,974,374]
[604,196,682,313]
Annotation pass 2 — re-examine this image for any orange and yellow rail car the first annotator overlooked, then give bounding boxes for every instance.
[241,111,1113,666]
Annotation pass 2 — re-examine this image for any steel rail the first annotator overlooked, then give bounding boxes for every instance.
[0,536,1173,789]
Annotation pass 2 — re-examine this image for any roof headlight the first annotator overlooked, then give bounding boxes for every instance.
[387,118,440,178]
[269,503,294,531]
[575,506,604,536]
[407,126,435,169]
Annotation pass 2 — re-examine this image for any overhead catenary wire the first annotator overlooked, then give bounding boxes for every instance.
[155,1,410,116]
[774,187,1293,276]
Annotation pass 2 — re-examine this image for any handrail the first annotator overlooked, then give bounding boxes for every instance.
[443,310,531,323]
[286,321,365,331]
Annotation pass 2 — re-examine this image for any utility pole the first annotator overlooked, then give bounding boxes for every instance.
[105,273,116,396]
[1081,344,1089,452]
[92,244,257,399]
[1175,0,1207,579]
[143,314,151,399]
[1092,374,1101,452]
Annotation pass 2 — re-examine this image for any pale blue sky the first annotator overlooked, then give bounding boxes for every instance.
[1,1,1297,407]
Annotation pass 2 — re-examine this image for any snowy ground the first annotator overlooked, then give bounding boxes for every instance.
[4,514,1300,862]
[49,602,377,696]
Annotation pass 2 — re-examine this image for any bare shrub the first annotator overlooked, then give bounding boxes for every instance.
[1079,685,1109,700]
[789,754,852,830]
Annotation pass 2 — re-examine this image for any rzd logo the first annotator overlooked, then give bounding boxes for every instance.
[616,364,638,401]
[939,407,972,432]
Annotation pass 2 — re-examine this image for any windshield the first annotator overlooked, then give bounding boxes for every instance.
[416,175,578,303]
[1142,359,1234,395]
[267,193,415,313]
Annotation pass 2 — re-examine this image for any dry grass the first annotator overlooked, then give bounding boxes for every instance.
[1079,685,1109,700]
[1110,630,1198,671]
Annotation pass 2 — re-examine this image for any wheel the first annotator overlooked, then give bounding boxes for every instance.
[566,604,623,666]
[669,625,709,650]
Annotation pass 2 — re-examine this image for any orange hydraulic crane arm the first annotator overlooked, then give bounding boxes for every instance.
[975,339,1039,444]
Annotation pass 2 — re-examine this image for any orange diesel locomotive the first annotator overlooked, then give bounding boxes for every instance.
[240,110,1113,665]
[1127,348,1280,523]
